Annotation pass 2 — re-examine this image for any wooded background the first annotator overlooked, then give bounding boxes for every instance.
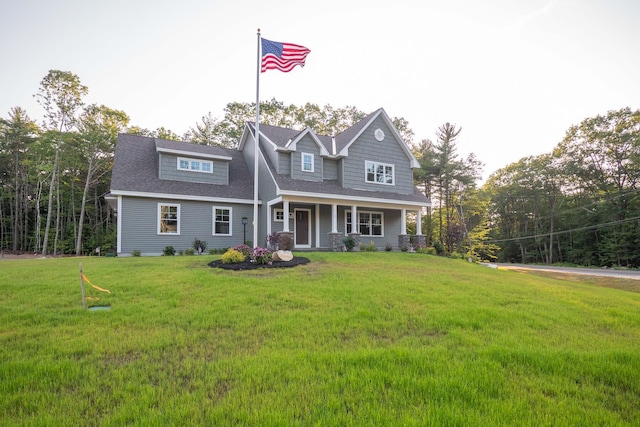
[1,70,638,267]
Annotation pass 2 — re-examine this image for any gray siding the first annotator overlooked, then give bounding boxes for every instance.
[323,158,338,180]
[119,196,253,255]
[290,136,323,182]
[263,140,280,174]
[342,116,415,195]
[159,153,228,185]
[278,151,290,175]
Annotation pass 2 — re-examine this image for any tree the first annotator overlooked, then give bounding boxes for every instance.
[34,70,87,255]
[430,123,483,253]
[554,107,640,266]
[185,112,218,145]
[74,104,129,255]
[0,107,40,251]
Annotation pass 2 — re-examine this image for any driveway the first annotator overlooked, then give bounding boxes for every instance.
[486,263,640,280]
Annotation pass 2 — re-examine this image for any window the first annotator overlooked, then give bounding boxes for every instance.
[302,153,314,172]
[213,207,232,235]
[274,208,284,222]
[158,204,180,235]
[346,211,383,236]
[365,161,394,185]
[177,157,213,174]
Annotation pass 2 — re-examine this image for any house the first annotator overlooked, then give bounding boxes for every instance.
[107,108,430,255]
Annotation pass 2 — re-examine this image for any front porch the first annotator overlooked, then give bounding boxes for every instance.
[266,198,426,251]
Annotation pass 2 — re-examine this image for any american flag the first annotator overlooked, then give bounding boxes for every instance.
[261,38,310,73]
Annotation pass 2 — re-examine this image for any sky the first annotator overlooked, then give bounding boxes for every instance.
[2,0,639,181]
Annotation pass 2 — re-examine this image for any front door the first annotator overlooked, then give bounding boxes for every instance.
[295,209,311,248]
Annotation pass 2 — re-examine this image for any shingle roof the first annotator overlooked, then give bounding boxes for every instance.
[110,134,254,201]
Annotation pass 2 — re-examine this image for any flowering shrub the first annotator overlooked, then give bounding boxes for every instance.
[252,247,273,265]
[222,248,245,264]
[233,244,252,259]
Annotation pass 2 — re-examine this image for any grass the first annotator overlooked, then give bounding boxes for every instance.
[1,252,639,426]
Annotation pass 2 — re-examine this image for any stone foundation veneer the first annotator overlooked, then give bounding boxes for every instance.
[413,235,426,248]
[328,232,343,252]
[398,234,411,251]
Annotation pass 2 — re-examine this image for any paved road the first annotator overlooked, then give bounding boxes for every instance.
[487,263,640,280]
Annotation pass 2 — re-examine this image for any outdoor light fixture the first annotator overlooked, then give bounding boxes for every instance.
[242,216,248,244]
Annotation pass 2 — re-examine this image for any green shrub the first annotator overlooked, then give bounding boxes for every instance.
[185,248,195,256]
[193,238,207,254]
[163,246,176,256]
[222,248,245,264]
[342,236,357,251]
[361,240,378,252]
[132,249,141,257]
[417,246,437,255]
[233,244,253,259]
[433,241,445,255]
[385,242,393,252]
[209,248,228,255]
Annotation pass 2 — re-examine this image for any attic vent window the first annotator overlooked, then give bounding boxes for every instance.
[374,128,385,141]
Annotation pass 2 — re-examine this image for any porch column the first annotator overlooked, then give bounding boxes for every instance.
[413,208,426,247]
[328,203,342,251]
[315,204,320,249]
[282,200,290,232]
[348,205,361,251]
[331,204,338,233]
[398,208,411,251]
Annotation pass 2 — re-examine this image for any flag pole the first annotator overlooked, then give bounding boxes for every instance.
[253,29,261,248]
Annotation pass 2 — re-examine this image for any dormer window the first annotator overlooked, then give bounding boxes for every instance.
[177,157,213,174]
[302,153,314,172]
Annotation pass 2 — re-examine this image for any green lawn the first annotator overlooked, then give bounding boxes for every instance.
[1,253,639,426]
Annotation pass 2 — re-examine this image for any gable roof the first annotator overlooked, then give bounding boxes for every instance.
[110,134,255,202]
[240,108,419,167]
[334,108,420,168]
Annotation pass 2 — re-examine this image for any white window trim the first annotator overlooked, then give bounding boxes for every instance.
[274,208,284,222]
[212,206,232,236]
[177,157,213,174]
[157,203,180,235]
[365,160,395,186]
[345,210,384,237]
[301,152,314,173]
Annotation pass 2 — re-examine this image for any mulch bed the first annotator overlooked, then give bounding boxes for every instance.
[208,256,310,271]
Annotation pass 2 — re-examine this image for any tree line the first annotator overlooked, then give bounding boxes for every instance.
[2,69,637,267]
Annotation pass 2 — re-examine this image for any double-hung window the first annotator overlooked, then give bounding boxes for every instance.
[365,161,394,185]
[302,153,314,172]
[213,207,232,235]
[158,203,180,234]
[346,211,383,236]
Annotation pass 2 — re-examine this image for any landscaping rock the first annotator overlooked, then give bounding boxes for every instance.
[272,250,293,262]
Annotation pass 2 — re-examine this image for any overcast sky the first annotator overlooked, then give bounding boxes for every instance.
[2,0,639,180]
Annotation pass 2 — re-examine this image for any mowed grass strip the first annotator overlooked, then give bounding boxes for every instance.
[1,253,639,426]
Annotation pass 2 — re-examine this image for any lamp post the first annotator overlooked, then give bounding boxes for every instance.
[242,216,248,244]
